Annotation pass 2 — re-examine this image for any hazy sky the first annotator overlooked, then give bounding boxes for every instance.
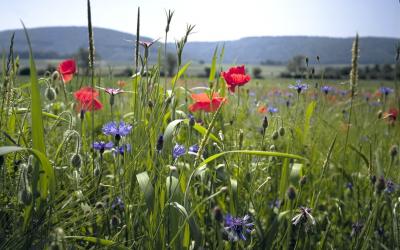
[0,0,399,41]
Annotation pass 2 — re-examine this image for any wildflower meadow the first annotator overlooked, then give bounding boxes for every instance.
[0,1,400,249]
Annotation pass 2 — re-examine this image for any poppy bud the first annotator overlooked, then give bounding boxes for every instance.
[94,165,101,177]
[213,206,223,223]
[189,115,195,127]
[110,215,121,228]
[299,175,307,186]
[390,145,398,158]
[269,145,276,151]
[316,56,320,62]
[156,134,164,151]
[370,175,377,184]
[305,57,309,67]
[272,131,279,140]
[148,100,154,109]
[376,176,386,193]
[311,68,315,76]
[279,127,285,136]
[377,110,383,119]
[51,71,60,82]
[70,154,82,169]
[262,116,268,130]
[95,201,106,209]
[239,129,244,149]
[287,186,296,201]
[45,87,57,101]
[80,110,85,120]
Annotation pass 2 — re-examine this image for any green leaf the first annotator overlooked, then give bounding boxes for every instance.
[198,150,306,168]
[0,146,55,195]
[65,236,130,250]
[304,101,316,143]
[22,22,46,154]
[208,46,218,83]
[171,62,191,89]
[136,171,154,211]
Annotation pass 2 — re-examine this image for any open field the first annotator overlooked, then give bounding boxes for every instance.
[1,2,400,250]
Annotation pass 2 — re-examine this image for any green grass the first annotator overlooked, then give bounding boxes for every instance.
[0,5,399,250]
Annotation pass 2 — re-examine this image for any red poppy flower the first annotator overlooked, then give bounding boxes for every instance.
[384,108,398,123]
[221,65,251,93]
[257,105,267,114]
[188,93,226,112]
[58,59,77,83]
[74,87,103,111]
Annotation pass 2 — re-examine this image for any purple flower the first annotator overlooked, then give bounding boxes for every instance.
[111,196,125,211]
[385,180,396,194]
[289,80,308,94]
[102,121,133,139]
[379,87,394,96]
[188,144,199,155]
[114,144,131,156]
[97,86,125,96]
[321,86,333,95]
[292,207,316,228]
[224,214,254,241]
[346,182,353,190]
[268,106,278,114]
[351,222,363,237]
[173,144,186,159]
[93,141,114,154]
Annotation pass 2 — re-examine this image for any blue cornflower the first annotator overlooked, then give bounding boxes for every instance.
[385,180,396,194]
[338,90,348,97]
[379,87,394,96]
[102,121,133,140]
[114,144,131,156]
[346,182,353,190]
[111,196,125,211]
[173,144,186,159]
[351,222,363,237]
[289,80,308,94]
[321,85,333,95]
[268,106,278,114]
[188,144,199,155]
[92,141,114,154]
[224,214,254,241]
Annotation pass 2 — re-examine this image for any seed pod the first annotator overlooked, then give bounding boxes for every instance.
[189,116,195,127]
[279,127,285,136]
[390,145,398,158]
[262,116,268,130]
[269,144,276,151]
[287,186,296,200]
[70,154,82,169]
[376,176,385,193]
[45,87,57,101]
[299,175,307,186]
[51,71,60,82]
[239,129,244,149]
[213,206,223,223]
[110,215,121,228]
[156,134,164,151]
[272,131,279,140]
[148,100,154,109]
[94,165,101,177]
[377,110,383,119]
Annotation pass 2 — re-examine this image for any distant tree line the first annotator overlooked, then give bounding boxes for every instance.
[281,55,400,80]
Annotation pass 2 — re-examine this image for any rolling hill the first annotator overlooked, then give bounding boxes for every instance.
[0,26,398,65]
